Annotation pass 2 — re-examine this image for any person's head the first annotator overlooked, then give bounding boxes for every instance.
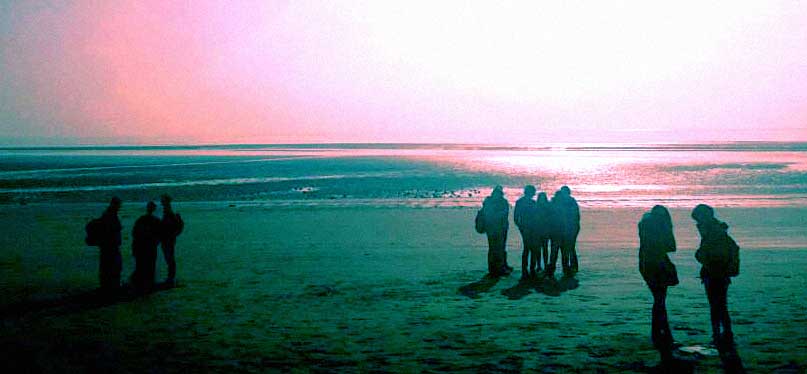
[146,201,157,214]
[109,196,122,213]
[491,185,503,197]
[537,192,548,204]
[650,205,672,228]
[523,185,536,197]
[560,185,571,196]
[691,204,714,222]
[160,194,173,207]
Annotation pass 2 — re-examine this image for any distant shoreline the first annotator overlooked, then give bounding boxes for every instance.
[2,141,807,152]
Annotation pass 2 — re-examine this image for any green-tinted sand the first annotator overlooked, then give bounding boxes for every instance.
[1,204,806,372]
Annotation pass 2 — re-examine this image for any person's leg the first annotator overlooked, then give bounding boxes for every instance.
[528,235,539,277]
[657,286,672,345]
[718,280,733,342]
[141,249,155,291]
[99,247,108,289]
[113,248,122,288]
[547,237,560,276]
[705,279,721,344]
[651,285,674,362]
[487,234,498,276]
[131,254,141,291]
[520,231,530,278]
[560,237,571,275]
[540,237,549,271]
[163,241,176,281]
[501,230,510,271]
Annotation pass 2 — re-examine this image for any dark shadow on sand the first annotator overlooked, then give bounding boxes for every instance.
[499,273,581,300]
[535,274,579,297]
[501,278,534,300]
[459,275,501,299]
[718,344,746,374]
[649,356,696,374]
[0,281,178,320]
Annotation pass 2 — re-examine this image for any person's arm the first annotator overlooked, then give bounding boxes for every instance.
[513,201,523,227]
[131,220,138,256]
[694,238,707,264]
[665,227,677,253]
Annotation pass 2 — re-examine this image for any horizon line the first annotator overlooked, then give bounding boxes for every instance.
[1,140,807,151]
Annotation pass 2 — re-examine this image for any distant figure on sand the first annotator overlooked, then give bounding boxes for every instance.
[692,204,740,347]
[558,186,580,275]
[514,185,540,279]
[638,205,679,359]
[481,186,512,277]
[131,201,161,293]
[98,197,123,294]
[160,195,184,285]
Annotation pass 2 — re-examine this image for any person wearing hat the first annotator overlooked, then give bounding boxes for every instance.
[481,186,513,276]
[131,201,161,293]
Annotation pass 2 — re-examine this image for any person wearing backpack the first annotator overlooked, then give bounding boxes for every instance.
[160,194,184,285]
[131,201,161,293]
[481,186,512,277]
[639,205,679,361]
[692,204,739,347]
[97,197,123,294]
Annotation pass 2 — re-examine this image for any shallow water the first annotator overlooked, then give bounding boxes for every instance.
[1,142,806,207]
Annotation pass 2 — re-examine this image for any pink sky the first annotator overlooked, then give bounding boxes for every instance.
[1,1,806,145]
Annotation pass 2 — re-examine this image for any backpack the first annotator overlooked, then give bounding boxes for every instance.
[725,234,740,277]
[175,213,184,236]
[85,218,103,246]
[474,209,486,234]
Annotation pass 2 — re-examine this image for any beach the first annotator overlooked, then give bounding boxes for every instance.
[2,203,806,372]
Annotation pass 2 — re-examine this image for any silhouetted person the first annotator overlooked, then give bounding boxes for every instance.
[131,201,161,293]
[98,197,123,294]
[639,205,679,360]
[514,185,539,279]
[692,204,738,347]
[545,190,564,276]
[160,194,184,285]
[558,186,580,275]
[481,186,511,277]
[534,192,552,273]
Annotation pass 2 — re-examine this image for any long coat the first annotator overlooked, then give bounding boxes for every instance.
[638,213,679,288]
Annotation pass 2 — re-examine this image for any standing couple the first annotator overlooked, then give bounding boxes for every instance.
[476,185,580,278]
[638,204,740,362]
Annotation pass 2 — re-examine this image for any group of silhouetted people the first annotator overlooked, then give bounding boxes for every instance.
[87,195,183,296]
[639,203,740,361]
[477,186,741,362]
[476,185,580,278]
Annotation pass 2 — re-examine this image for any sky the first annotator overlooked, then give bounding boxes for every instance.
[1,1,806,145]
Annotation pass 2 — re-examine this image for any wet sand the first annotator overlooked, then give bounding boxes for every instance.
[1,203,806,372]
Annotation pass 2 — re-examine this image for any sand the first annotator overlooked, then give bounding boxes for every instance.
[1,203,806,372]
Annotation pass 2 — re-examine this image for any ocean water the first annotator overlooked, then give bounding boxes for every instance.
[1,142,806,208]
